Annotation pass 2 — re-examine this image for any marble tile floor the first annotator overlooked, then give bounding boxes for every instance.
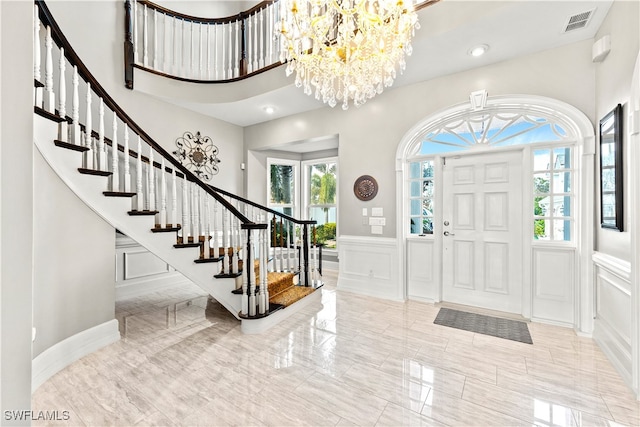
[32,270,640,426]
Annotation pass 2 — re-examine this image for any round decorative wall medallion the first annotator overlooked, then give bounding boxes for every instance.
[353,175,378,201]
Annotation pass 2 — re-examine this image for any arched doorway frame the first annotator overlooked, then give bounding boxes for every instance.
[395,94,596,333]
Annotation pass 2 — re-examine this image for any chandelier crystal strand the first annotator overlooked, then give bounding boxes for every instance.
[277,0,419,110]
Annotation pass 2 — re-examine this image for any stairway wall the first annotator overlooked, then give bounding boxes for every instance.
[32,150,116,359]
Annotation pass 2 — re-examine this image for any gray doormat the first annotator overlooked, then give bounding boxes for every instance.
[434,308,533,344]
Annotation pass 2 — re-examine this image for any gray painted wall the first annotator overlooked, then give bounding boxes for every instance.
[1,1,34,422]
[32,152,116,358]
[594,0,640,262]
[245,39,597,238]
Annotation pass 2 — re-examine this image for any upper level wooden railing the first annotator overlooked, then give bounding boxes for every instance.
[124,0,440,88]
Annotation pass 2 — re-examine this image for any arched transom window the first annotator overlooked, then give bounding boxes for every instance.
[405,100,580,241]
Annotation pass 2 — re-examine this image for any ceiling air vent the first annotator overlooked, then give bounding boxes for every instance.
[563,9,595,33]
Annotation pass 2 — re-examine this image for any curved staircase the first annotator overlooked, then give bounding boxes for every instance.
[33,0,322,334]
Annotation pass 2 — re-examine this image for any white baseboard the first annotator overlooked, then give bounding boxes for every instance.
[32,319,120,392]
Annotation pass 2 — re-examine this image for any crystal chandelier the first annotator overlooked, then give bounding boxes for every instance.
[277,0,420,110]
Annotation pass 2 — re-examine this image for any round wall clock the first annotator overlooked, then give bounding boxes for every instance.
[353,175,378,201]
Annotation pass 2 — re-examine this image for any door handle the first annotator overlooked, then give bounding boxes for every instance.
[444,231,455,236]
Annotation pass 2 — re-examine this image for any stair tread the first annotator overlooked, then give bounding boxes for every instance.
[78,168,112,176]
[103,191,136,197]
[151,226,181,233]
[34,106,65,123]
[269,285,316,307]
[55,140,89,152]
[194,257,222,263]
[174,243,201,248]
[128,210,158,216]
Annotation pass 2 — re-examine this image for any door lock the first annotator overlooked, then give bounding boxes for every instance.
[444,231,455,236]
[444,221,450,226]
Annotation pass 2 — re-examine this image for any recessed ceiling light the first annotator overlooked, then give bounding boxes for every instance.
[469,44,489,57]
[264,106,275,114]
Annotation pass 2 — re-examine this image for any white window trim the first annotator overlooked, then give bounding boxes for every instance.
[266,157,300,219]
[302,156,339,251]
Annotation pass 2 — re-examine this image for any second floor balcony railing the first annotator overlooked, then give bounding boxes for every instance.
[124,0,438,89]
[124,0,281,88]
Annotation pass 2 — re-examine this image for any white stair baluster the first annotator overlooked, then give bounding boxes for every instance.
[181,179,190,243]
[84,84,93,169]
[133,0,138,63]
[263,229,269,304]
[206,24,211,80]
[136,137,144,211]
[222,208,230,272]
[221,22,225,79]
[246,16,252,74]
[98,98,105,171]
[193,184,200,243]
[258,10,264,69]
[258,229,266,315]
[170,167,177,227]
[199,23,203,79]
[181,19,186,77]
[57,47,67,141]
[268,5,273,66]
[249,230,257,316]
[227,23,232,78]
[269,218,275,273]
[203,195,210,259]
[190,21,195,79]
[123,124,131,192]
[71,66,80,145]
[153,9,158,70]
[213,24,218,80]
[162,12,169,72]
[294,224,299,271]
[110,114,119,191]
[252,13,258,72]
[278,218,284,272]
[233,20,239,78]
[33,5,42,89]
[160,158,167,228]
[44,26,55,112]
[173,17,178,76]
[231,217,239,274]
[240,227,248,316]
[212,200,220,259]
[148,149,155,212]
[143,4,148,67]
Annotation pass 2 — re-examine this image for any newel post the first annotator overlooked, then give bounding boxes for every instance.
[239,15,248,77]
[124,0,135,89]
[302,223,310,287]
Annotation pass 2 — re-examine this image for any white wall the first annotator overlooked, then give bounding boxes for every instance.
[32,152,116,359]
[0,1,34,421]
[594,0,639,262]
[45,1,245,195]
[245,40,597,239]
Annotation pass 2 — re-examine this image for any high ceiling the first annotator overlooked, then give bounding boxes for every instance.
[143,1,613,128]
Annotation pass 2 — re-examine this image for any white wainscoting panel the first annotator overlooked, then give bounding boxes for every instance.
[338,235,401,300]
[532,246,575,326]
[116,234,193,299]
[407,238,438,302]
[592,251,632,389]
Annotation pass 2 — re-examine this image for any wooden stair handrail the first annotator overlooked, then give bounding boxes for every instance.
[36,0,250,224]
[208,184,316,227]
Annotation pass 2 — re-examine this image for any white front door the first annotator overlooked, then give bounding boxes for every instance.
[442,150,523,314]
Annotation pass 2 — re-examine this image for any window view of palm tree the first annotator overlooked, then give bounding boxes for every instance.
[308,162,337,249]
[269,164,294,217]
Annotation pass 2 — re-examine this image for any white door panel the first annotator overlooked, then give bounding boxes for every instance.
[442,151,523,314]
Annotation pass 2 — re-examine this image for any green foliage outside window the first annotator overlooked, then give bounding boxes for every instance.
[534,176,549,239]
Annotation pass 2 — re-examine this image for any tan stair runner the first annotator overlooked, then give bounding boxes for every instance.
[217,248,316,308]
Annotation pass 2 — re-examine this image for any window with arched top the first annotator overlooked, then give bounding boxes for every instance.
[404,102,579,241]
